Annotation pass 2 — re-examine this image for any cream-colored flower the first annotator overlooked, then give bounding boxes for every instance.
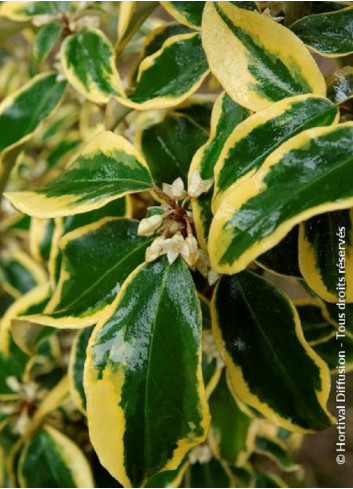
[202,330,224,368]
[163,178,186,201]
[138,214,163,236]
[161,232,188,264]
[188,171,213,198]
[145,236,165,263]
[14,408,30,435]
[6,376,21,392]
[182,235,199,267]
[22,381,39,402]
[189,443,212,465]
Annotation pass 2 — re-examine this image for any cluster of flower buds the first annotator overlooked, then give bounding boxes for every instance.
[138,174,219,283]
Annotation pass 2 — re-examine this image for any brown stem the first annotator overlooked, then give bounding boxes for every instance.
[153,184,178,209]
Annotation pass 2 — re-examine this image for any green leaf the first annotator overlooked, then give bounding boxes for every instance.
[230,465,255,488]
[116,1,158,55]
[62,196,129,235]
[85,257,209,487]
[176,97,213,131]
[291,7,353,57]
[311,2,350,14]
[212,94,339,212]
[295,299,336,346]
[209,123,353,275]
[200,296,222,397]
[189,92,249,249]
[140,112,208,186]
[299,210,353,303]
[126,32,209,110]
[0,249,46,298]
[130,23,192,85]
[160,1,205,28]
[144,456,189,488]
[61,28,124,105]
[185,457,233,488]
[30,218,55,263]
[313,334,353,372]
[49,197,129,285]
[327,67,353,103]
[255,436,299,472]
[0,283,51,398]
[34,21,62,62]
[257,226,301,278]
[202,2,325,112]
[22,218,153,328]
[18,426,94,488]
[255,472,287,488]
[0,1,71,21]
[0,72,66,153]
[211,271,334,431]
[209,370,255,467]
[323,301,353,339]
[69,326,93,413]
[5,131,153,218]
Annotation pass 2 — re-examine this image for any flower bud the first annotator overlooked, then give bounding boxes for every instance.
[138,214,163,236]
[188,171,213,198]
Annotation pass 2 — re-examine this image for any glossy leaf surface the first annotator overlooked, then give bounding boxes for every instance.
[291,7,353,56]
[85,258,209,487]
[211,271,334,431]
[61,28,124,104]
[212,94,338,212]
[209,370,254,467]
[18,426,93,488]
[299,210,353,303]
[6,131,153,218]
[188,92,249,248]
[0,73,66,153]
[202,2,325,112]
[209,124,353,275]
[140,112,208,185]
[23,218,152,328]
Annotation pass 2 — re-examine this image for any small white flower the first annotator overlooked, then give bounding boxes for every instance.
[167,221,183,235]
[203,330,225,368]
[188,171,213,198]
[13,408,30,435]
[163,178,186,201]
[22,382,39,402]
[189,443,212,465]
[145,236,165,263]
[162,232,188,264]
[208,269,220,286]
[138,214,163,237]
[0,404,17,415]
[6,376,21,393]
[182,235,199,268]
